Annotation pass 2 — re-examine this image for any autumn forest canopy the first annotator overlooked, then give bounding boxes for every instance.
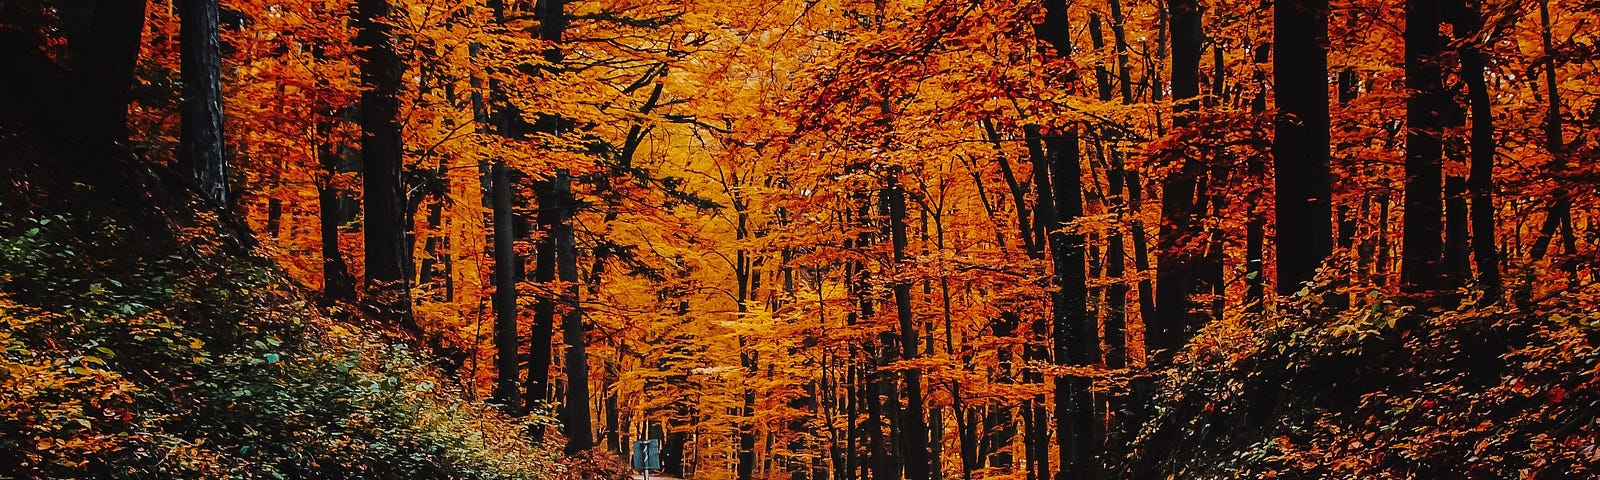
[2,0,1599,478]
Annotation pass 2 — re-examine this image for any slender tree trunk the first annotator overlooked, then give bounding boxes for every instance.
[1246,201,1266,308]
[1526,0,1572,285]
[1152,0,1205,366]
[1273,0,1332,294]
[1377,195,1393,285]
[553,170,593,453]
[981,120,1033,480]
[1022,123,1056,480]
[316,117,358,305]
[523,0,566,413]
[605,368,620,454]
[1128,172,1156,324]
[526,185,557,410]
[1444,176,1469,286]
[1246,45,1270,308]
[1104,154,1128,367]
[318,182,357,303]
[179,0,227,204]
[418,73,460,300]
[987,313,1020,470]
[885,169,931,480]
[1401,0,1448,293]
[1048,126,1096,480]
[1442,74,1469,288]
[1107,0,1154,332]
[418,194,450,297]
[1024,0,1098,451]
[355,0,414,327]
[736,200,759,480]
[491,160,522,413]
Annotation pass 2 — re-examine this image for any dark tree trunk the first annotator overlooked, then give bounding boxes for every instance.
[522,0,566,413]
[1246,44,1270,308]
[1088,11,1129,373]
[418,195,450,298]
[1047,126,1095,480]
[605,372,620,454]
[734,197,759,480]
[1021,123,1056,480]
[491,159,522,413]
[179,0,227,205]
[1444,176,1469,286]
[71,0,147,149]
[1127,171,1155,323]
[884,169,931,480]
[1401,0,1448,293]
[553,170,593,453]
[265,199,282,238]
[418,79,456,301]
[1246,202,1266,309]
[1273,0,1332,294]
[988,313,1020,471]
[1526,0,1572,285]
[1152,0,1205,367]
[527,200,554,403]
[1442,75,1469,289]
[317,118,358,305]
[663,424,690,477]
[355,0,414,327]
[1107,0,1154,328]
[1104,153,1128,368]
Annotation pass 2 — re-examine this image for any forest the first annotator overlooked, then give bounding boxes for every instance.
[1,0,1598,478]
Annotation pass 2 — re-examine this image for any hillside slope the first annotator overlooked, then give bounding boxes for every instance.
[0,138,600,479]
[1119,292,1600,479]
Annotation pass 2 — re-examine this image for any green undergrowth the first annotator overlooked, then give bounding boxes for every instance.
[0,200,571,479]
[1122,287,1600,479]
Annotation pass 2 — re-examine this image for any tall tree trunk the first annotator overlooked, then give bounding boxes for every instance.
[523,0,565,413]
[525,185,556,410]
[605,367,621,454]
[1104,150,1128,367]
[1246,45,1270,308]
[316,117,358,305]
[735,194,759,480]
[1021,123,1055,480]
[1246,201,1266,308]
[553,170,593,453]
[1401,0,1448,293]
[418,73,459,301]
[987,313,1020,470]
[884,169,931,480]
[1152,0,1205,366]
[318,183,357,303]
[1030,3,1101,469]
[1048,127,1095,480]
[1526,0,1572,283]
[178,0,227,205]
[1273,0,1332,294]
[1442,76,1469,288]
[71,0,147,149]
[1444,176,1469,286]
[981,119,1035,480]
[1127,171,1156,324]
[355,0,414,327]
[491,159,522,413]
